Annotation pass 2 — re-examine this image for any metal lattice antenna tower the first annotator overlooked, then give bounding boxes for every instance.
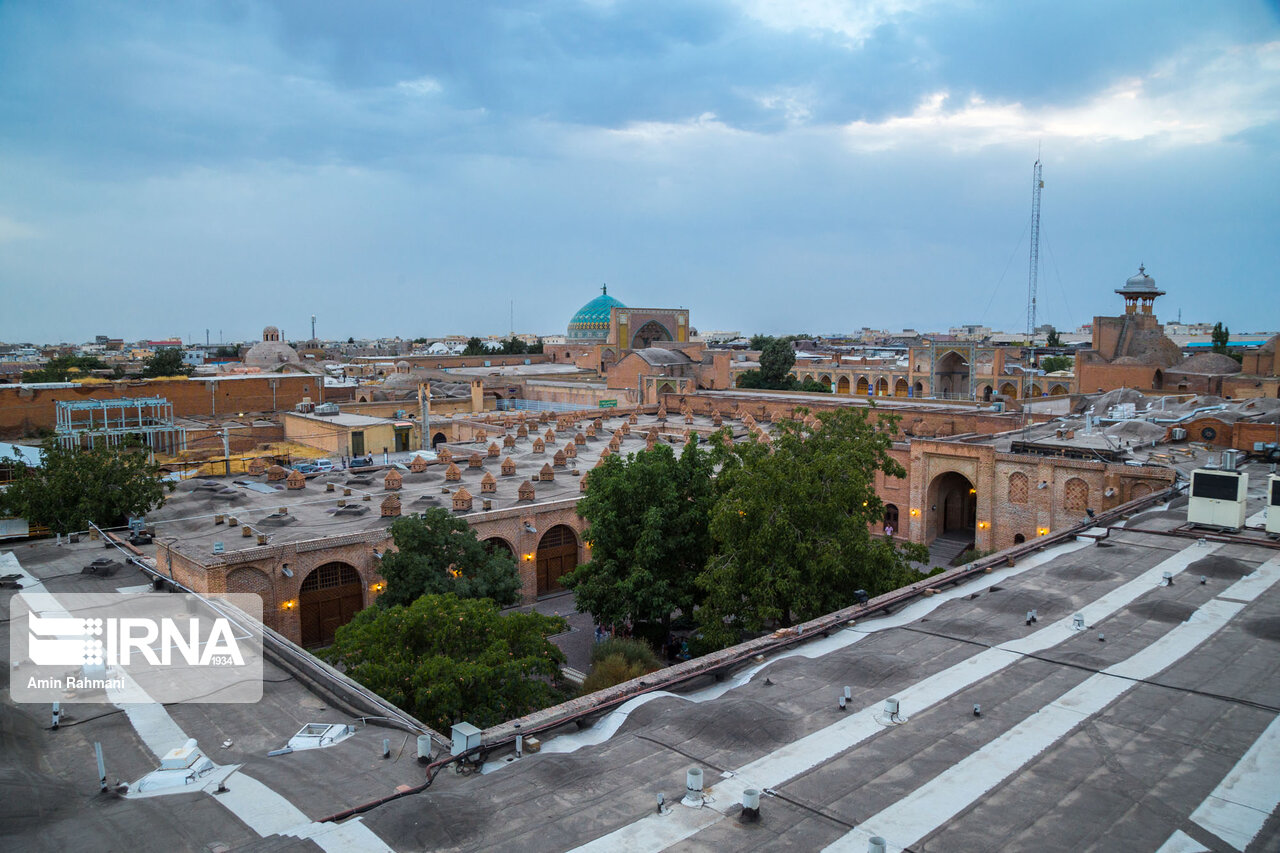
[1026,158,1043,345]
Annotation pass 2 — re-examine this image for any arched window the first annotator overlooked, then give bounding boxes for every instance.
[1064,478,1089,513]
[1008,471,1029,504]
[883,504,899,532]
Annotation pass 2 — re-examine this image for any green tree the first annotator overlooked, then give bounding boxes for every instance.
[696,407,930,648]
[140,348,193,377]
[500,337,529,355]
[1211,322,1230,354]
[377,509,522,607]
[1046,327,1063,347]
[462,337,487,356]
[563,440,715,634]
[796,377,832,393]
[323,593,568,732]
[1040,355,1074,374]
[528,342,544,354]
[211,345,240,359]
[22,355,108,382]
[749,334,773,350]
[0,438,174,536]
[758,338,796,388]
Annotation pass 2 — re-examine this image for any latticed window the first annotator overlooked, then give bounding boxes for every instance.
[1008,472,1029,504]
[1064,478,1089,513]
[301,562,360,592]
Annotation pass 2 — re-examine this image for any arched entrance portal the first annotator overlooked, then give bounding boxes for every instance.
[934,351,970,398]
[536,525,579,596]
[631,321,672,349]
[836,376,850,394]
[299,562,364,648]
[927,471,977,545]
[432,432,447,449]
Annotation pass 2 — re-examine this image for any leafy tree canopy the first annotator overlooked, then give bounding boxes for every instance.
[499,337,529,355]
[0,437,174,535]
[796,377,832,393]
[377,508,521,607]
[1211,322,1230,353]
[22,355,109,383]
[1040,355,1074,374]
[140,348,193,377]
[323,593,567,732]
[527,342,544,354]
[563,441,715,632]
[696,407,930,648]
[1045,327,1063,348]
[758,338,796,387]
[462,337,487,356]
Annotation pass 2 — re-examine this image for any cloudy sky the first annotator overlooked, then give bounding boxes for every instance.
[1,1,1277,344]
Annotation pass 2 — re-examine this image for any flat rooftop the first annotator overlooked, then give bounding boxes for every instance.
[5,462,1280,851]
[149,412,744,561]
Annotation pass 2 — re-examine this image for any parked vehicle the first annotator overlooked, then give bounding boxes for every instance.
[292,462,319,475]
[313,459,335,472]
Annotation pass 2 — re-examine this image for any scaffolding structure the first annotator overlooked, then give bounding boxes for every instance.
[55,397,187,454]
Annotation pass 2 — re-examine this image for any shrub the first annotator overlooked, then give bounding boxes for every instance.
[590,636,661,671]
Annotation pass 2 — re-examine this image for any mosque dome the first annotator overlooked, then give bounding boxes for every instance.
[568,285,625,341]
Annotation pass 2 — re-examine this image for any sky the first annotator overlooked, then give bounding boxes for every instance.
[1,1,1278,344]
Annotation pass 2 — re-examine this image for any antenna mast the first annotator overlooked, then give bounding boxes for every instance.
[1026,158,1043,347]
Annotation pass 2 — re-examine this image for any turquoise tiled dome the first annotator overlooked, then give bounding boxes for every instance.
[568,286,625,340]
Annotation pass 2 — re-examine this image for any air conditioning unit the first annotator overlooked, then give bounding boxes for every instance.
[1267,475,1280,535]
[1187,468,1248,531]
[1171,427,1187,441]
[313,403,339,416]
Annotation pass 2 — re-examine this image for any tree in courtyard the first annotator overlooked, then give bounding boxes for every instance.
[749,334,773,350]
[562,440,715,635]
[695,407,931,648]
[323,593,567,732]
[22,355,109,382]
[376,508,522,607]
[796,377,832,393]
[758,338,796,388]
[1039,355,1073,374]
[462,337,487,356]
[1211,322,1230,354]
[0,438,174,536]
[500,337,529,355]
[1046,327,1063,348]
[140,348,193,377]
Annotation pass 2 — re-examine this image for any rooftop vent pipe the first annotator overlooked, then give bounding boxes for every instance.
[741,788,761,822]
[868,837,887,853]
[684,766,704,806]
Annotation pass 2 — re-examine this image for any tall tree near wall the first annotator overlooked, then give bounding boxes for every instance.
[376,508,521,607]
[696,407,931,649]
[562,440,715,634]
[1211,322,1230,354]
